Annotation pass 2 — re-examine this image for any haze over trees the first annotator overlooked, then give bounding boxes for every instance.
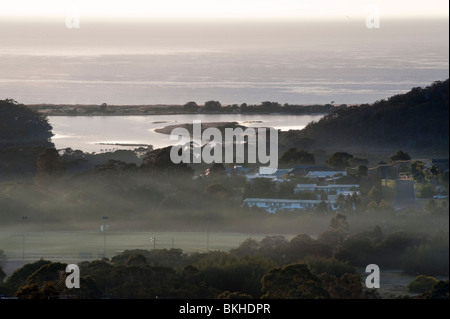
[326,152,354,170]
[0,80,448,299]
[391,150,411,161]
[279,148,315,167]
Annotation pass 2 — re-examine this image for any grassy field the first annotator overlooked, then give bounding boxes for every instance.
[0,229,294,261]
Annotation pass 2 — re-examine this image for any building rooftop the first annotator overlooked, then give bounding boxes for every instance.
[305,171,347,178]
[295,184,359,188]
[295,184,318,188]
[243,198,333,203]
[259,167,291,176]
[432,159,449,163]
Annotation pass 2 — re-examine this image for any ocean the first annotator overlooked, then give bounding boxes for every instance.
[0,19,448,105]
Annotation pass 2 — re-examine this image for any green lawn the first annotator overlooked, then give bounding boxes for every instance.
[0,229,293,261]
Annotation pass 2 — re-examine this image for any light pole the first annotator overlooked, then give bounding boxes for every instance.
[206,229,209,252]
[150,237,157,250]
[206,217,211,253]
[22,216,27,260]
[102,216,108,258]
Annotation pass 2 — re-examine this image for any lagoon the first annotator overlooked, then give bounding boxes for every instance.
[48,114,324,153]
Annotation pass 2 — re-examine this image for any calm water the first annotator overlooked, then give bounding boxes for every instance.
[0,20,448,105]
[49,114,324,152]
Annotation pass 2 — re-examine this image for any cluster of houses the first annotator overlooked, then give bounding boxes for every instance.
[207,158,449,214]
[231,166,348,183]
[243,183,360,214]
[227,165,360,214]
[243,198,332,214]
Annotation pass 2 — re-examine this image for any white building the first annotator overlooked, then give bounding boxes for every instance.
[305,171,347,182]
[243,198,337,214]
[294,184,318,192]
[294,184,359,194]
[327,192,360,202]
[245,168,292,182]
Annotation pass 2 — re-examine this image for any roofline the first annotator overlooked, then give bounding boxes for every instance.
[243,198,334,203]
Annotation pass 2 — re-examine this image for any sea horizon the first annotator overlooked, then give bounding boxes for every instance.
[1,19,448,106]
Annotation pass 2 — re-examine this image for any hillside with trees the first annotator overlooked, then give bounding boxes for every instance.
[0,99,54,179]
[281,80,449,154]
[0,99,53,148]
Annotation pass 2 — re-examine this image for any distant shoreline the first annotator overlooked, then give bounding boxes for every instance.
[154,122,240,135]
[96,142,152,147]
[28,103,336,117]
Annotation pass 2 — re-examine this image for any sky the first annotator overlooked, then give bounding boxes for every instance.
[0,0,448,22]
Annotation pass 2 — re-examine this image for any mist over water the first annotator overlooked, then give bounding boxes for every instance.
[0,19,448,105]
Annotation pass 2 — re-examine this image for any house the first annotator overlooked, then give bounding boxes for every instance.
[243,198,337,214]
[259,167,291,177]
[303,171,348,183]
[293,184,318,192]
[226,165,252,175]
[287,166,329,177]
[294,184,359,195]
[333,191,360,197]
[245,167,292,182]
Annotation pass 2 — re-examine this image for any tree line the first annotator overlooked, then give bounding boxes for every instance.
[182,100,334,114]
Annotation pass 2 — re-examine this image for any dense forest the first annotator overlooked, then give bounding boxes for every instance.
[280,80,449,154]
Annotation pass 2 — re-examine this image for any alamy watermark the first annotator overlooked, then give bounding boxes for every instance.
[366,4,381,29]
[169,120,279,174]
[65,264,80,289]
[365,264,380,288]
[65,4,80,29]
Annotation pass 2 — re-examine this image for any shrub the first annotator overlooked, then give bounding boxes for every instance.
[303,256,357,277]
[402,244,449,276]
[408,275,438,294]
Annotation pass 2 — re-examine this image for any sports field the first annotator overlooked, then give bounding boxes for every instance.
[0,229,294,261]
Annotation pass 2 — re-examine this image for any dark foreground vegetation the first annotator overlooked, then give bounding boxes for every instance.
[0,221,448,299]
